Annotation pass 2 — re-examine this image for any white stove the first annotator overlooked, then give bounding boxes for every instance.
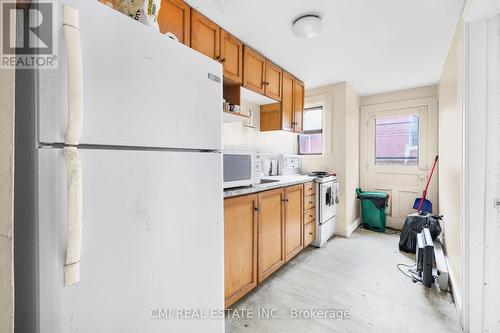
[311,173,339,247]
[314,174,337,183]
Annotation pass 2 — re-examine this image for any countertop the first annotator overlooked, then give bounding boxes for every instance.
[224,175,316,198]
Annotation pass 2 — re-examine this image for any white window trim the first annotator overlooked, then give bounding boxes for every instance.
[303,93,332,157]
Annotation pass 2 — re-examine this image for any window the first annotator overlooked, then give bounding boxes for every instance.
[298,106,323,155]
[375,114,419,165]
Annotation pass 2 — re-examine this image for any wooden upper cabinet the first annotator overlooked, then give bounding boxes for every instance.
[284,185,304,262]
[293,79,305,133]
[224,195,258,308]
[190,10,220,60]
[259,103,281,132]
[158,0,191,46]
[243,46,266,95]
[260,73,302,133]
[265,62,282,101]
[281,72,294,131]
[257,189,285,283]
[221,30,243,84]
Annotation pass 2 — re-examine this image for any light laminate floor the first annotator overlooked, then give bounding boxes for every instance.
[225,228,462,333]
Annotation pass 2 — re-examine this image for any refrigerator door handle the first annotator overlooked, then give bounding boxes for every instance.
[63,147,83,286]
[63,5,83,146]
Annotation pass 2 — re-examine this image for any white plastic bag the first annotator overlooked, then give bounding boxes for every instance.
[115,0,161,30]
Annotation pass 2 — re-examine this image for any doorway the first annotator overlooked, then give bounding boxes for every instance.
[360,97,438,229]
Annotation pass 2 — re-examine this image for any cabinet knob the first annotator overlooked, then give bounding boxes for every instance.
[309,232,313,235]
[215,55,221,60]
[220,58,226,63]
[254,207,260,212]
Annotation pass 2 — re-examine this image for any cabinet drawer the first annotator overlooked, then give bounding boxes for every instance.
[304,182,315,196]
[304,195,315,210]
[304,208,315,224]
[304,222,316,247]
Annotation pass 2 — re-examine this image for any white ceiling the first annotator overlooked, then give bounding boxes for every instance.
[184,0,463,96]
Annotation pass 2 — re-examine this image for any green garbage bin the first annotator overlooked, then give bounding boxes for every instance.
[356,188,388,232]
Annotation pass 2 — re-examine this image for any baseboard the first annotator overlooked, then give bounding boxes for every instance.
[346,218,360,237]
[445,255,463,329]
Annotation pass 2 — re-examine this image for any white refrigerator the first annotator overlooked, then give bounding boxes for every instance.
[14,1,224,332]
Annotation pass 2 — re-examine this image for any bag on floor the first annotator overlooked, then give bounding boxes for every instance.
[399,213,442,253]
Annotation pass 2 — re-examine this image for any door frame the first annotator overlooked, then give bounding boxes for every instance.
[360,96,438,227]
[460,2,500,331]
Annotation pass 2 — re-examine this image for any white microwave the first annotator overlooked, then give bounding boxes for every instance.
[223,150,260,189]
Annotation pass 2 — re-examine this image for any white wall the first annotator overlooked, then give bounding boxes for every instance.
[0,59,15,333]
[303,82,361,237]
[344,86,361,235]
[438,22,463,315]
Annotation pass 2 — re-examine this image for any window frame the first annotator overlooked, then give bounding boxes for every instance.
[298,106,324,156]
[374,113,420,166]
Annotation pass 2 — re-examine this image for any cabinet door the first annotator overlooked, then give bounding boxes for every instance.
[257,189,285,282]
[260,103,281,131]
[284,184,304,262]
[158,0,191,46]
[281,71,294,131]
[224,195,258,308]
[191,10,220,59]
[293,79,304,133]
[243,46,266,95]
[220,30,243,84]
[265,61,282,101]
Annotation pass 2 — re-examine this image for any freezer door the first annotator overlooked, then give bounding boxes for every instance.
[36,148,223,333]
[38,1,222,150]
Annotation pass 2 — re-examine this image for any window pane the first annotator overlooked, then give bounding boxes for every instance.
[298,133,322,155]
[303,107,322,131]
[375,114,419,166]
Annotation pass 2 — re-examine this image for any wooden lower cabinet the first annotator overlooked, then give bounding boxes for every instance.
[303,182,316,248]
[304,194,315,211]
[257,188,285,282]
[304,221,316,247]
[224,184,312,305]
[224,194,258,308]
[284,185,304,262]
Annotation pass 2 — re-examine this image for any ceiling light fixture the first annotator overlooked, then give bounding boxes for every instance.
[292,15,323,39]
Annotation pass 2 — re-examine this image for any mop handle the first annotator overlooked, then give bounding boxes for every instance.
[417,155,439,211]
